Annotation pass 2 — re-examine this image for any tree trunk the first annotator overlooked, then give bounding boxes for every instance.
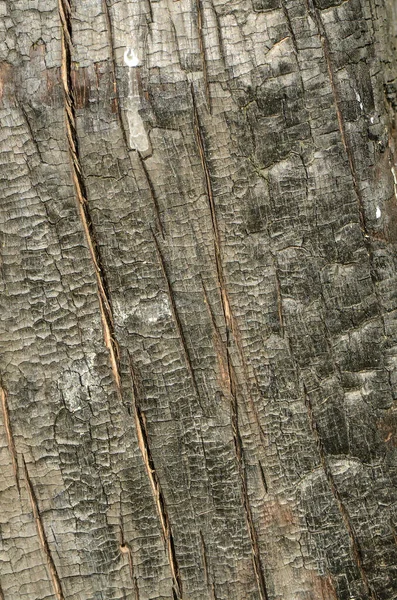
[1,0,397,598]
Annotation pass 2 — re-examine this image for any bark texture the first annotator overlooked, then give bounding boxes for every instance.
[1,0,397,599]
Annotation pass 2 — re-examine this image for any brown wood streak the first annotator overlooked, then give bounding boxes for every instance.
[303,384,378,600]
[202,283,269,600]
[0,386,20,493]
[22,457,65,600]
[151,231,202,407]
[58,0,122,394]
[195,0,211,112]
[127,355,183,600]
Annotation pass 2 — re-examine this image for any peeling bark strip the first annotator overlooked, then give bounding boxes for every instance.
[202,284,269,600]
[58,0,122,392]
[303,386,378,600]
[0,386,20,493]
[152,232,201,404]
[128,356,183,600]
[22,458,65,600]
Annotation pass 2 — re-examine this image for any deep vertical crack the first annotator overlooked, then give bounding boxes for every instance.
[58,0,122,393]
[23,457,65,600]
[128,354,184,600]
[0,386,20,493]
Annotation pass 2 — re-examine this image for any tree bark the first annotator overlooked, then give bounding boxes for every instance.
[1,0,397,599]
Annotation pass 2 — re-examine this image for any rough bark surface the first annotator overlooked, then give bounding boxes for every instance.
[1,0,397,599]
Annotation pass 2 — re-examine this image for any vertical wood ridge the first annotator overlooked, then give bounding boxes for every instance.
[22,457,65,600]
[152,232,201,405]
[303,385,378,600]
[192,87,268,444]
[128,355,184,600]
[199,530,217,600]
[139,153,165,237]
[202,283,269,600]
[102,0,129,151]
[0,386,20,493]
[120,535,140,600]
[195,0,211,111]
[103,1,164,236]
[58,0,122,393]
[307,1,368,236]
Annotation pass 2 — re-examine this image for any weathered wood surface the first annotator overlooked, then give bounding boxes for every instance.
[1,0,397,598]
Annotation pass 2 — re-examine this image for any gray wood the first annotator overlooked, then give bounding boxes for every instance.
[0,0,397,598]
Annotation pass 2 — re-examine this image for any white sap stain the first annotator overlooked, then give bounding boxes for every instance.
[355,90,363,112]
[124,47,140,67]
[392,166,397,201]
[146,295,172,324]
[370,116,374,124]
[376,206,381,219]
[113,294,172,325]
[123,46,150,153]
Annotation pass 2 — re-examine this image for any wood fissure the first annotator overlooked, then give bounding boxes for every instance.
[274,266,285,338]
[0,386,20,494]
[202,283,269,600]
[58,0,122,393]
[308,2,368,236]
[152,231,201,405]
[102,0,129,151]
[139,153,165,237]
[103,2,164,237]
[17,100,44,162]
[128,355,183,600]
[193,88,268,445]
[280,0,298,55]
[191,87,232,334]
[303,385,378,600]
[22,457,65,600]
[120,539,140,600]
[199,530,217,600]
[195,0,211,112]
